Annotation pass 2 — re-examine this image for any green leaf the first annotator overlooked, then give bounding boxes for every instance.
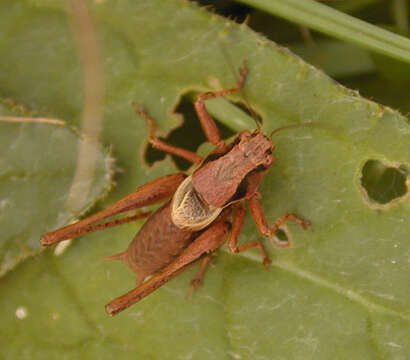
[289,40,375,78]
[0,1,409,359]
[0,100,113,276]
[331,0,382,13]
[237,0,410,63]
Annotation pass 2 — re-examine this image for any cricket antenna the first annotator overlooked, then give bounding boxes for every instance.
[219,44,261,130]
[270,122,317,138]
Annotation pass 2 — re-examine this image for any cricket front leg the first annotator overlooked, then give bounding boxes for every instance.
[194,63,248,149]
[135,104,203,165]
[105,216,232,316]
[228,203,271,268]
[40,173,186,246]
[248,194,312,248]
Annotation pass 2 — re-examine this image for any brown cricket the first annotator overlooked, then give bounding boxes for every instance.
[40,64,311,316]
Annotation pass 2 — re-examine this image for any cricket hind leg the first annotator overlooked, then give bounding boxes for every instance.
[248,194,312,248]
[105,214,232,316]
[78,211,151,238]
[40,173,186,246]
[194,63,248,149]
[135,104,203,165]
[228,203,272,268]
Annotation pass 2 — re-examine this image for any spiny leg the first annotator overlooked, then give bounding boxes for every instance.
[248,194,312,248]
[134,104,203,165]
[41,173,186,246]
[228,203,272,268]
[194,63,248,149]
[105,215,232,316]
[77,211,152,238]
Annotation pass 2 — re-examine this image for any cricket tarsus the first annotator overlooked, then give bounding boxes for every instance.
[249,195,312,248]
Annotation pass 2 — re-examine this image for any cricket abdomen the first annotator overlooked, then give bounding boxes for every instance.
[121,201,194,280]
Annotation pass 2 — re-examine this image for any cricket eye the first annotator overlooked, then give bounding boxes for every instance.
[264,154,273,167]
[239,131,252,140]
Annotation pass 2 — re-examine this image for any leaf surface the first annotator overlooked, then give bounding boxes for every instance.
[0,1,408,359]
[0,100,113,276]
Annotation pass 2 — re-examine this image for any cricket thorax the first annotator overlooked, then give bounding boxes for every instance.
[191,131,274,208]
[171,175,223,231]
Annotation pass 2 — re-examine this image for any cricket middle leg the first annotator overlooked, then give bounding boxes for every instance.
[228,203,272,268]
[248,194,312,248]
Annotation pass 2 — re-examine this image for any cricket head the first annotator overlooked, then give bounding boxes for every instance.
[237,130,274,169]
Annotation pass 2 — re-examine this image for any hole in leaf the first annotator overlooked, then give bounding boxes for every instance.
[275,229,288,243]
[360,160,409,204]
[144,92,235,170]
